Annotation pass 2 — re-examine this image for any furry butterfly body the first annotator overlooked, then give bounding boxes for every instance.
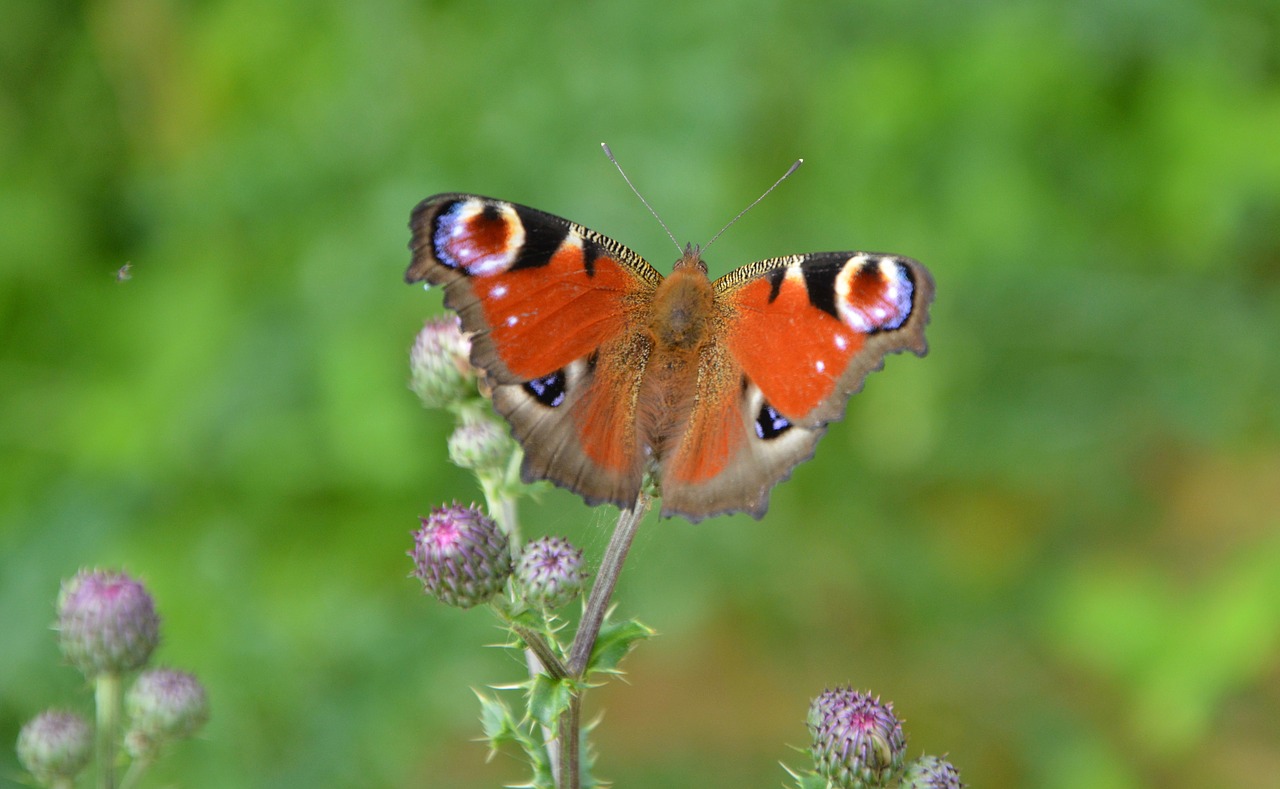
[407,193,934,521]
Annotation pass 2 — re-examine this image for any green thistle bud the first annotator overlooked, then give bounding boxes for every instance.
[16,710,93,787]
[124,668,210,759]
[448,417,514,474]
[409,317,474,408]
[515,536,588,609]
[410,504,511,608]
[57,569,160,678]
[807,687,906,789]
[900,755,965,788]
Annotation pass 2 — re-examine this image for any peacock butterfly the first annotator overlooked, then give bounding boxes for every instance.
[406,181,934,522]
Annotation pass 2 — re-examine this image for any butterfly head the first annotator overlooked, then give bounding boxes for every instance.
[673,243,708,276]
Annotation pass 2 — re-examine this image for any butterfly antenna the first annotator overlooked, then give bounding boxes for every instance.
[703,158,803,252]
[601,142,683,254]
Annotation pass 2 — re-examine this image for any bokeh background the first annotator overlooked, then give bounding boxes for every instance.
[3,1,1278,787]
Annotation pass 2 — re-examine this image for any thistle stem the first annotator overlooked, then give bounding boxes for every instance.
[119,753,153,789]
[557,491,652,789]
[569,493,650,674]
[95,672,122,789]
[510,624,568,681]
[477,465,571,780]
[558,697,581,789]
[480,476,521,553]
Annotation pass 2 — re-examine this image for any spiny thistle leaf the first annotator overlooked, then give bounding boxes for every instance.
[476,690,519,751]
[586,618,654,676]
[528,674,574,728]
[782,762,833,789]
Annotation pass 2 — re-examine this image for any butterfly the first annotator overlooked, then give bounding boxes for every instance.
[406,192,934,521]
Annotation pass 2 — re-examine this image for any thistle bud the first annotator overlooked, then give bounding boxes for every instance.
[124,668,210,759]
[900,755,964,788]
[16,710,93,786]
[409,317,474,408]
[448,417,514,474]
[515,536,588,609]
[57,569,160,677]
[410,504,511,608]
[807,687,907,789]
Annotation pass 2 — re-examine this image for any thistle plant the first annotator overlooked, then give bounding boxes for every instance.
[407,320,965,788]
[787,686,963,788]
[515,537,588,611]
[807,687,908,788]
[410,504,513,609]
[898,755,965,789]
[17,711,93,789]
[16,570,208,789]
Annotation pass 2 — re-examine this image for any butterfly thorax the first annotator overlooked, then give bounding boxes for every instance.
[637,251,717,462]
[648,249,713,351]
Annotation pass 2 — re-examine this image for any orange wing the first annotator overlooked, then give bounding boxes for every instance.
[720,252,933,425]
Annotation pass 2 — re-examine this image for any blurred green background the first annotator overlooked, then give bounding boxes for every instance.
[3,1,1278,787]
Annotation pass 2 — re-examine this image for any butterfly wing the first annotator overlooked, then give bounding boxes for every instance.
[657,252,934,520]
[407,194,663,509]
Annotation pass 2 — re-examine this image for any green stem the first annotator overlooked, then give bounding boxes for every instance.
[95,673,122,789]
[558,492,652,789]
[568,493,650,675]
[480,475,521,553]
[510,623,568,681]
[557,697,580,789]
[476,453,568,781]
[119,753,152,789]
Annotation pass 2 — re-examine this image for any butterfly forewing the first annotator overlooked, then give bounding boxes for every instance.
[408,194,662,384]
[715,252,933,424]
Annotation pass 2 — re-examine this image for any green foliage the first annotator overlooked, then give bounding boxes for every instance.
[527,675,574,731]
[2,1,1279,788]
[586,618,655,678]
[784,762,837,789]
[476,691,554,788]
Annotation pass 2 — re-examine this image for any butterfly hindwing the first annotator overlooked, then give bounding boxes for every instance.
[407,194,663,508]
[490,339,650,509]
[658,358,828,519]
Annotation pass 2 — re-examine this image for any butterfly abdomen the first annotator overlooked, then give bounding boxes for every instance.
[633,261,718,461]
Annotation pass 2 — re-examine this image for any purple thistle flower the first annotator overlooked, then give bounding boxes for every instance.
[447,417,514,474]
[900,754,965,788]
[409,317,474,408]
[410,504,511,608]
[807,686,907,788]
[515,536,588,609]
[124,668,210,758]
[56,569,160,678]
[16,710,93,785]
